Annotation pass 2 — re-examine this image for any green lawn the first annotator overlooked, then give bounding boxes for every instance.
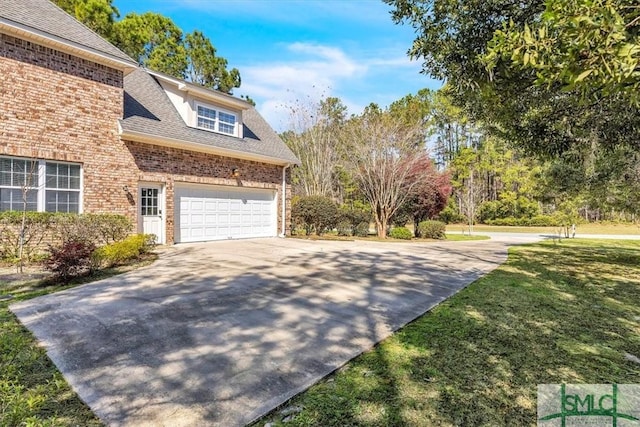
[443,233,490,241]
[0,258,156,426]
[254,239,640,426]
[447,222,640,235]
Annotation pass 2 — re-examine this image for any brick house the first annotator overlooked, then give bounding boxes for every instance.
[0,0,298,244]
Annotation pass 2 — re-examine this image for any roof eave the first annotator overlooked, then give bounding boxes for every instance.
[0,18,138,74]
[119,127,295,166]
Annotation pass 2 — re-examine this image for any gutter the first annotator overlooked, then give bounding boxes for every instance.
[280,164,290,237]
[119,128,293,166]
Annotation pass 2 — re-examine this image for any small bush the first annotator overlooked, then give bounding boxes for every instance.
[0,211,55,262]
[51,213,132,245]
[418,220,446,240]
[437,206,466,224]
[336,220,352,237]
[44,240,96,280]
[339,204,372,229]
[292,196,339,235]
[87,214,133,244]
[389,227,412,240]
[353,221,370,237]
[93,234,156,268]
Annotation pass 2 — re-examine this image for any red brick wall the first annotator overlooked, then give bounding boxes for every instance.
[125,141,292,243]
[0,34,123,87]
[0,34,292,244]
[0,33,138,223]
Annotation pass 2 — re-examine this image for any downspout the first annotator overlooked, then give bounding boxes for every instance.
[280,164,290,237]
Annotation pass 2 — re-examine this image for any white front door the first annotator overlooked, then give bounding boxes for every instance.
[140,185,165,244]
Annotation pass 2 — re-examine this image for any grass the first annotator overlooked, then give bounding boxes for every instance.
[253,239,640,426]
[447,222,640,235]
[0,254,156,426]
[443,233,490,241]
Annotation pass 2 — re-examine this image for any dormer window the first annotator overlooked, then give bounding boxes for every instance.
[196,103,237,136]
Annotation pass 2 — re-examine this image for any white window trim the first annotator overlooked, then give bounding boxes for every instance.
[0,156,83,214]
[193,101,239,137]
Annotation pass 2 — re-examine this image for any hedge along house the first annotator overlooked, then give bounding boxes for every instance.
[0,0,299,244]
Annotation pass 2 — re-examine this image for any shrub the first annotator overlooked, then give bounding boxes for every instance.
[353,221,370,237]
[0,212,133,265]
[339,204,372,229]
[437,205,466,224]
[417,220,446,240]
[93,234,156,268]
[389,227,412,240]
[51,213,132,245]
[336,220,352,237]
[86,214,132,244]
[485,215,560,227]
[0,211,54,262]
[292,196,339,235]
[478,198,542,222]
[44,240,96,280]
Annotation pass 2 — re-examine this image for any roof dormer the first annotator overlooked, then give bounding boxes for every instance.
[146,69,252,139]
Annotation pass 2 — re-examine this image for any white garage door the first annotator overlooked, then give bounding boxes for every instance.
[175,185,277,243]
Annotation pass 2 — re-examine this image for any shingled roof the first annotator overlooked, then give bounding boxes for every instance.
[121,69,299,165]
[0,0,135,64]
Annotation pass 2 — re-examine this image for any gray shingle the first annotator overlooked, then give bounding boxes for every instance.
[0,0,135,64]
[121,69,299,165]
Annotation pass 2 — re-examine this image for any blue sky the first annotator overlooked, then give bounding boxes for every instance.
[117,0,442,130]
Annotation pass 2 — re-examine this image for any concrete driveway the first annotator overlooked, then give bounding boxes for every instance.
[11,235,541,426]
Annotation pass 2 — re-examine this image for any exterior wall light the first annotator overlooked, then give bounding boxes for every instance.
[231,168,240,178]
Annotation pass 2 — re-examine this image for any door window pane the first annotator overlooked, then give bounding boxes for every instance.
[141,188,159,216]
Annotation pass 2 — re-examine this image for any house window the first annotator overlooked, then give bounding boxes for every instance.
[196,104,237,136]
[45,162,81,213]
[0,157,38,211]
[0,156,82,213]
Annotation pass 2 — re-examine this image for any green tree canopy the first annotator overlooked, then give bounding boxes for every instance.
[484,0,640,104]
[184,30,241,93]
[385,0,640,154]
[54,0,119,39]
[112,12,188,78]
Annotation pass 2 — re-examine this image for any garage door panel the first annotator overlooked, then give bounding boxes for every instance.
[175,185,276,243]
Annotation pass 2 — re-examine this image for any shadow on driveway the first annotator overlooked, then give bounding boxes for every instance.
[10,237,525,426]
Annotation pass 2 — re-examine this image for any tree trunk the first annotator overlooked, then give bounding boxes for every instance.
[18,209,26,274]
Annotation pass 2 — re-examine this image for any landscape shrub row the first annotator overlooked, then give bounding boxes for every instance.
[0,212,155,280]
[0,212,133,262]
[292,196,449,239]
[292,196,371,236]
[45,234,156,280]
[485,215,564,227]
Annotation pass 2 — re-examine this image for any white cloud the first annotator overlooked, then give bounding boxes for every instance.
[235,43,437,133]
[238,42,367,131]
